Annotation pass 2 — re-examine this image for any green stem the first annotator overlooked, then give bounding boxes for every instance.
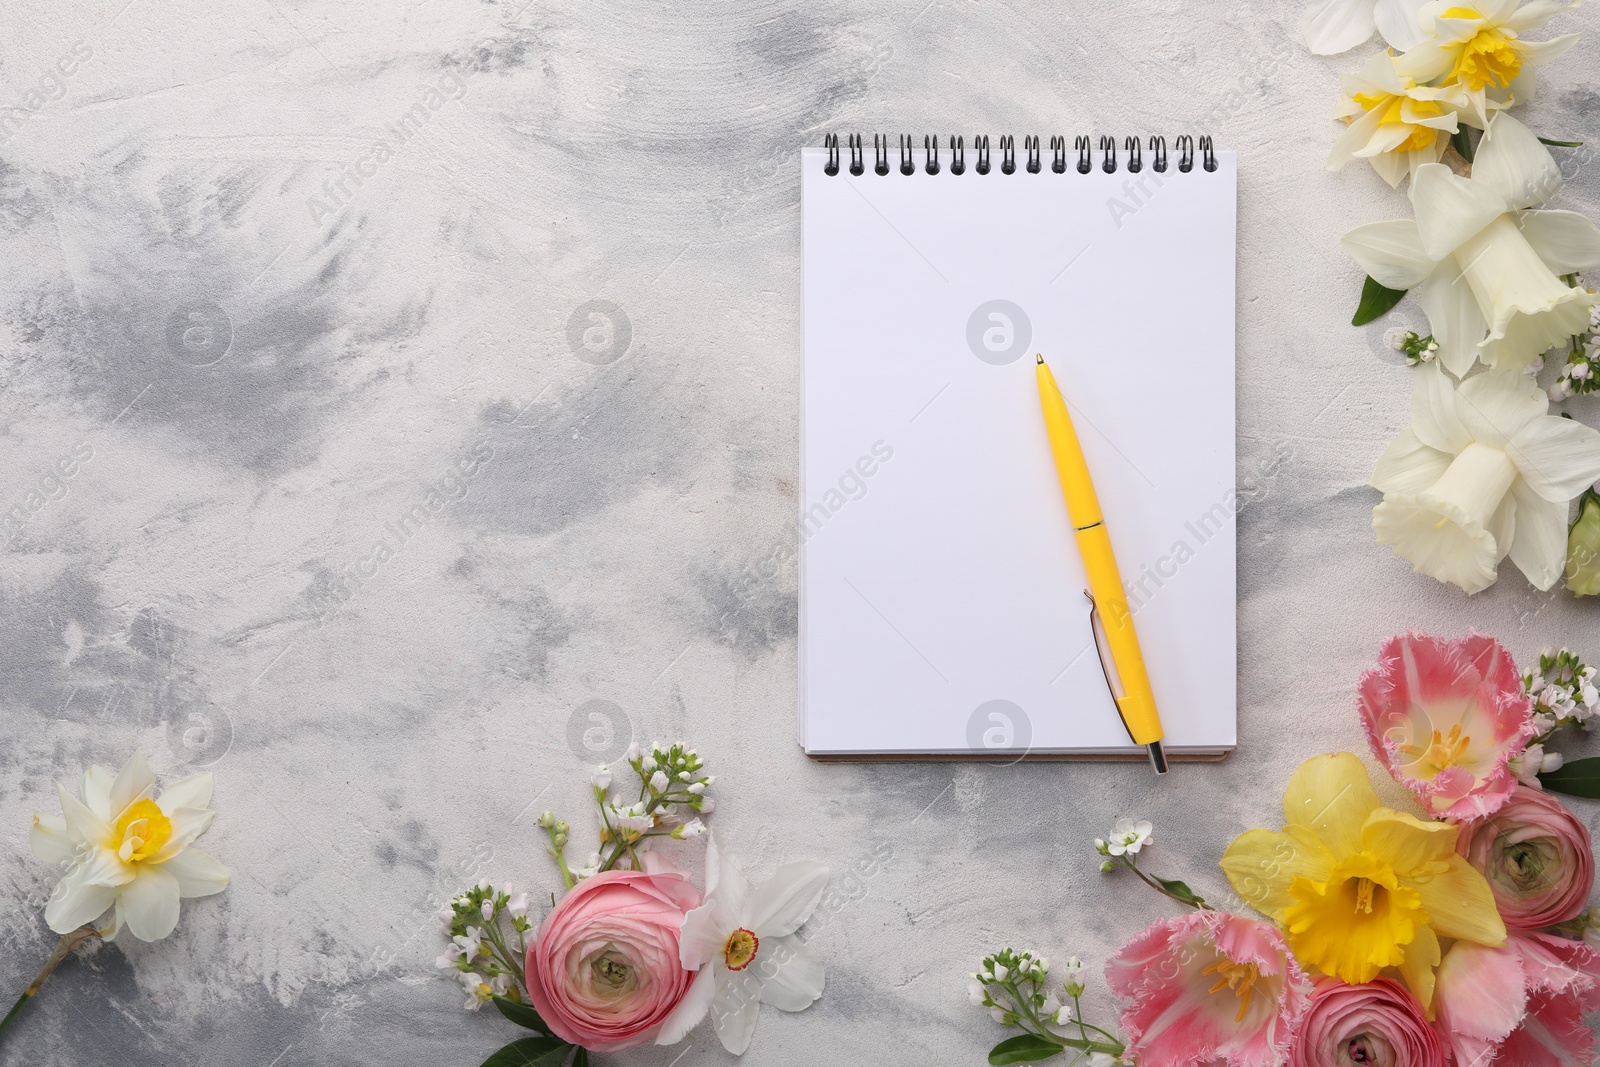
[0,926,99,1044]
[1123,856,1213,910]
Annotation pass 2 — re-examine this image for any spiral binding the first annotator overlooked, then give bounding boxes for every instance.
[823,133,1216,176]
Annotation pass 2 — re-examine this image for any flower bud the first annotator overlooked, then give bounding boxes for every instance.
[1565,494,1600,597]
[650,770,670,793]
[592,766,611,791]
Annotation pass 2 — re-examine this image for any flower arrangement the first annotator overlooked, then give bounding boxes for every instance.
[4,752,229,1045]
[1306,0,1600,596]
[968,632,1600,1065]
[437,743,830,1064]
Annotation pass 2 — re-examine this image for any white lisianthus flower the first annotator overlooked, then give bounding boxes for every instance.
[1330,52,1462,187]
[30,752,228,942]
[1343,112,1600,375]
[1300,0,1431,55]
[1370,363,1600,592]
[655,833,829,1055]
[1397,0,1580,125]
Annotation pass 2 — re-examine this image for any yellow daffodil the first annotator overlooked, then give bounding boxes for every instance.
[1220,753,1505,1009]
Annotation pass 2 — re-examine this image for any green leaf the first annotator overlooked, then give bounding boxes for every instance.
[1352,275,1408,327]
[493,995,549,1035]
[1539,137,1584,148]
[478,1037,571,1067]
[1539,757,1600,799]
[989,1034,1065,1064]
[1452,125,1475,163]
[1156,877,1209,907]
[569,1049,588,1067]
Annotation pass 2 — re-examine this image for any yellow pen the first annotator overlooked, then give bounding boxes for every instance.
[1034,354,1168,774]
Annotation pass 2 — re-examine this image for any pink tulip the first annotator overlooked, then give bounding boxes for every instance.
[1456,782,1595,930]
[1106,911,1311,1067]
[1433,932,1600,1067]
[525,866,702,1052]
[1358,632,1534,820]
[1287,977,1446,1067]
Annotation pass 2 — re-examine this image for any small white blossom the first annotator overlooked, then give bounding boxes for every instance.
[480,899,495,922]
[673,817,707,839]
[1105,818,1153,857]
[967,980,987,1006]
[507,892,530,919]
[650,770,670,792]
[988,1006,1008,1024]
[592,765,611,790]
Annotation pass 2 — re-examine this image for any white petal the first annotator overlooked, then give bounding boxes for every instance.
[44,866,117,933]
[711,983,763,1055]
[1373,494,1502,593]
[83,766,115,822]
[1418,259,1488,375]
[1372,429,1452,494]
[156,772,213,815]
[1503,0,1575,31]
[1455,370,1547,447]
[1516,33,1580,67]
[656,964,716,1044]
[160,847,229,898]
[757,936,825,1011]
[30,813,75,865]
[1508,416,1600,501]
[56,782,110,846]
[109,751,156,821]
[1301,0,1378,53]
[120,865,181,941]
[704,833,749,918]
[1473,113,1562,209]
[1328,106,1390,173]
[745,862,830,939]
[148,807,214,864]
[78,844,135,888]
[1489,490,1516,562]
[1508,482,1568,590]
[1517,210,1600,274]
[1341,220,1436,289]
[1375,0,1430,48]
[679,902,731,970]
[1410,362,1470,453]
[1410,164,1508,259]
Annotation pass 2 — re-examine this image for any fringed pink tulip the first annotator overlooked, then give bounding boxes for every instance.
[1433,932,1600,1067]
[1106,911,1311,1067]
[1358,632,1535,819]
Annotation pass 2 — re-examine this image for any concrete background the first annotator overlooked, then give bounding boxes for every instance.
[2,1,1598,1064]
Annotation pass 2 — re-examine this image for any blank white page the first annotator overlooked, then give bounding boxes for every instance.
[798,142,1237,758]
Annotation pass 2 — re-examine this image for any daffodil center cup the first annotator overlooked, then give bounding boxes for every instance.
[107,798,172,863]
[1440,8,1521,90]
[724,928,759,971]
[1421,441,1518,532]
[1456,216,1597,362]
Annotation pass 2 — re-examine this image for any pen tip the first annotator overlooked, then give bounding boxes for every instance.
[1035,353,1044,365]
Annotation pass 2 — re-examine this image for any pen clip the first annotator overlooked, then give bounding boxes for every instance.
[1083,590,1133,741]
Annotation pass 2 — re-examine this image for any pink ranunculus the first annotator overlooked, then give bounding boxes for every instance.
[1433,932,1600,1067]
[1106,911,1312,1067]
[525,865,703,1052]
[1358,632,1535,820]
[1455,782,1595,930]
[1287,977,1446,1067]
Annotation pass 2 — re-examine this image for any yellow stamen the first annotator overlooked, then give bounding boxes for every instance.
[1354,877,1375,915]
[1398,724,1472,774]
[1201,958,1261,1024]
[106,798,172,864]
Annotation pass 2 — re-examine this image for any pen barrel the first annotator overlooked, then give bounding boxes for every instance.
[1036,365,1102,527]
[1075,523,1163,747]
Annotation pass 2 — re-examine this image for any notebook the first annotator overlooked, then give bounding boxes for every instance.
[798,133,1238,760]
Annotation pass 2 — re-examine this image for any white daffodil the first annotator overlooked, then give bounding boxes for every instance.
[1397,1,1579,125]
[1330,52,1462,187]
[1300,0,1431,55]
[1343,112,1600,374]
[656,834,829,1055]
[1371,363,1600,592]
[30,751,228,942]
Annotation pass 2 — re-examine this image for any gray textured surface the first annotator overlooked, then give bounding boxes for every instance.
[2,1,1599,1064]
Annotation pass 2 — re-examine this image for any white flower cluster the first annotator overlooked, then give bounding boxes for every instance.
[435,879,532,1011]
[968,949,1122,1065]
[1386,329,1439,366]
[1551,302,1600,402]
[1523,648,1600,738]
